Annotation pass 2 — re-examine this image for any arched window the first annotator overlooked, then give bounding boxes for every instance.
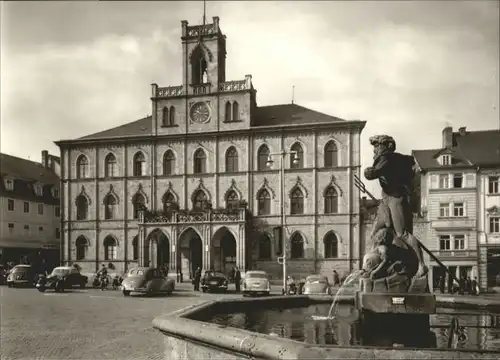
[192,190,207,211]
[132,193,145,219]
[324,232,339,258]
[258,233,272,260]
[169,106,175,125]
[133,152,146,176]
[162,192,175,213]
[225,101,231,122]
[232,101,239,121]
[162,107,169,126]
[103,236,117,261]
[257,189,271,215]
[76,195,88,220]
[75,236,88,260]
[324,141,339,168]
[193,148,206,174]
[190,45,207,85]
[163,150,176,175]
[226,190,239,210]
[324,186,339,214]
[104,153,117,178]
[290,188,304,215]
[76,155,89,179]
[290,142,304,169]
[104,194,117,220]
[132,236,139,260]
[225,146,238,172]
[257,145,270,171]
[290,233,305,259]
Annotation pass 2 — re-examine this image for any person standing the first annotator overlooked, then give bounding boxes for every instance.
[332,269,340,286]
[471,277,478,295]
[193,267,201,291]
[234,267,241,293]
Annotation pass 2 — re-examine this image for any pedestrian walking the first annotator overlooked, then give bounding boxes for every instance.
[472,277,479,295]
[234,267,241,293]
[332,269,340,286]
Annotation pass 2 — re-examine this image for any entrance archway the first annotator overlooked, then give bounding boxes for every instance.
[211,227,237,277]
[178,228,203,279]
[147,229,170,269]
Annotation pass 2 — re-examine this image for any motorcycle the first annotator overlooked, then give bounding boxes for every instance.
[111,275,122,290]
[282,278,298,295]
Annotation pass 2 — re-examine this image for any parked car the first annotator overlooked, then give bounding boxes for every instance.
[242,270,271,296]
[7,265,37,288]
[302,275,332,295]
[36,266,88,292]
[120,267,175,296]
[201,271,228,293]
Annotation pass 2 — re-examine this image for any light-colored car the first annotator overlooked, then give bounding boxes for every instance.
[6,265,36,288]
[121,267,175,296]
[302,275,332,295]
[242,270,270,296]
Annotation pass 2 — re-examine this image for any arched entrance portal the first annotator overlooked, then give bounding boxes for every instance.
[178,228,203,279]
[147,229,170,269]
[211,227,237,277]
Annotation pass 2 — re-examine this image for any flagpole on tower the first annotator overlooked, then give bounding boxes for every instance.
[203,0,206,26]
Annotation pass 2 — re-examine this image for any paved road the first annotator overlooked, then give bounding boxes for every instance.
[0,283,244,360]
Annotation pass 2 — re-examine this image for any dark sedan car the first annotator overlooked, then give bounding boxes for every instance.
[201,271,228,293]
[36,266,88,292]
[121,267,175,296]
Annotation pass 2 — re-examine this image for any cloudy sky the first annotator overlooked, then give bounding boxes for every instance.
[1,1,499,194]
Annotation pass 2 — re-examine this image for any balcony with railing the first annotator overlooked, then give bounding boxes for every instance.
[431,217,476,230]
[155,85,184,98]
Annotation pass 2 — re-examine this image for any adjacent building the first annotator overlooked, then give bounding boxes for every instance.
[413,126,500,291]
[55,16,366,280]
[0,151,61,268]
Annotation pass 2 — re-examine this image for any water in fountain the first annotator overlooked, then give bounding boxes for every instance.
[310,270,364,321]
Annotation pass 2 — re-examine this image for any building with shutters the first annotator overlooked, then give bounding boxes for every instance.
[0,151,61,270]
[413,126,500,291]
[55,16,366,281]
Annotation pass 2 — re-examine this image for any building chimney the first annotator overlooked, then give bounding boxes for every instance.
[41,150,49,168]
[442,126,453,148]
[458,126,467,136]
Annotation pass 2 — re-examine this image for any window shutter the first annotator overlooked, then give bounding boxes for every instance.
[430,174,438,189]
[465,173,475,188]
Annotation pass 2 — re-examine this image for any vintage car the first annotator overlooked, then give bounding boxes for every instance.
[6,265,37,288]
[242,270,271,296]
[201,271,229,293]
[302,274,332,295]
[36,266,88,292]
[120,267,175,296]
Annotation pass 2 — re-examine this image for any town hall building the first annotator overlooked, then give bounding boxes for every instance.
[55,16,366,280]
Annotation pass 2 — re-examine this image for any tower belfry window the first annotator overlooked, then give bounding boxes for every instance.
[191,45,208,85]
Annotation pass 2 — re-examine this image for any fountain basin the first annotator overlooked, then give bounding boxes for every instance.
[152,295,500,360]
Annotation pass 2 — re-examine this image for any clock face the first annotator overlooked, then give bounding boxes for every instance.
[190,102,211,123]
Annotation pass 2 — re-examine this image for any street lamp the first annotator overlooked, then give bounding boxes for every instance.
[266,149,300,295]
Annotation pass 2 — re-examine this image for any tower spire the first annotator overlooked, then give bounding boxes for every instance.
[203,0,206,26]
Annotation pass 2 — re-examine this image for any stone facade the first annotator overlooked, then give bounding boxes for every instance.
[56,16,366,279]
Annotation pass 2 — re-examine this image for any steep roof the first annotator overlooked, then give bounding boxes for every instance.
[413,129,500,170]
[75,104,346,141]
[0,153,60,204]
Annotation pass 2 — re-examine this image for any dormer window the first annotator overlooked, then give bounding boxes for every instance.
[4,179,14,191]
[441,155,451,166]
[52,186,60,199]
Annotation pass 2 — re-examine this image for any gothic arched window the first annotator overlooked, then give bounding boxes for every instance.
[225,101,231,122]
[290,142,304,169]
[169,106,175,125]
[75,236,88,260]
[324,232,339,258]
[104,153,117,178]
[257,189,271,215]
[259,233,272,260]
[192,190,207,211]
[232,101,239,121]
[290,188,304,215]
[132,236,139,260]
[324,186,339,214]
[162,192,175,213]
[162,107,169,126]
[103,236,117,261]
[225,146,238,172]
[226,190,239,210]
[324,141,339,168]
[76,195,88,220]
[190,45,207,85]
[133,152,146,176]
[76,155,89,179]
[163,150,176,175]
[193,148,206,174]
[257,145,270,171]
[290,233,305,259]
[132,193,145,219]
[104,194,117,220]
